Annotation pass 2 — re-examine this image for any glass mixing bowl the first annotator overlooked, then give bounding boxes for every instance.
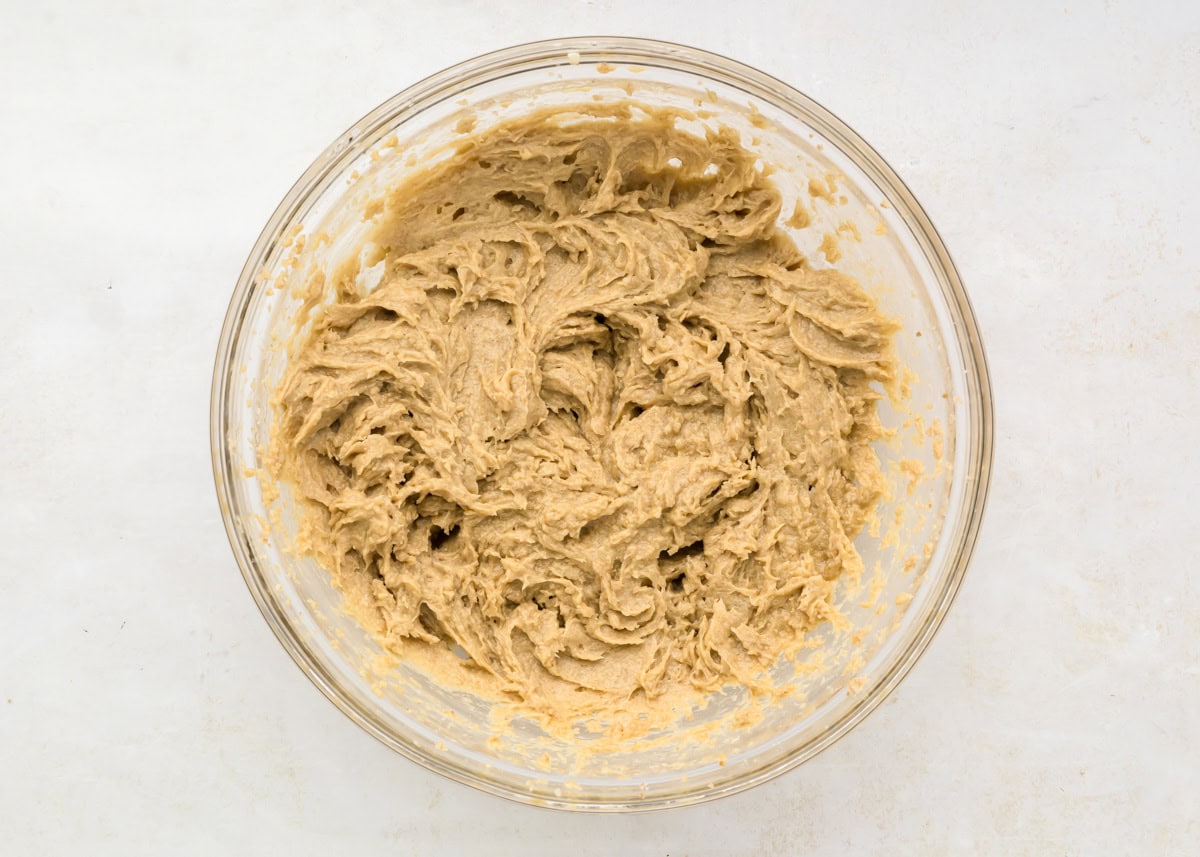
[211,37,992,811]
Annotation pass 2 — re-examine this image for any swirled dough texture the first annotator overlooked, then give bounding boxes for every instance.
[271,106,896,718]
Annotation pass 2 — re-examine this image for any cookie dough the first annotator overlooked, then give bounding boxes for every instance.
[270,105,896,718]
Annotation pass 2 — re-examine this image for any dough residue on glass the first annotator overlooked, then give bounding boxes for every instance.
[269,105,897,719]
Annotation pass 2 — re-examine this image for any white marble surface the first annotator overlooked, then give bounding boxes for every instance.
[2,1,1197,853]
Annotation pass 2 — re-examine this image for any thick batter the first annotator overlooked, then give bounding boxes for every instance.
[270,106,896,718]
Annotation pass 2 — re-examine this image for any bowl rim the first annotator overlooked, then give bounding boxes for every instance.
[211,35,994,812]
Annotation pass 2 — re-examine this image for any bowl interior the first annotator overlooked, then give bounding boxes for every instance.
[213,39,986,810]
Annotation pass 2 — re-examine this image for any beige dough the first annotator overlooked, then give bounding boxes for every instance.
[269,105,896,719]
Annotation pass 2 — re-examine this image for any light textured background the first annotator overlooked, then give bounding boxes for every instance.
[2,1,1197,853]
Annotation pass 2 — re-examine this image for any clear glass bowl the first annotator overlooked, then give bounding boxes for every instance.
[211,37,992,811]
